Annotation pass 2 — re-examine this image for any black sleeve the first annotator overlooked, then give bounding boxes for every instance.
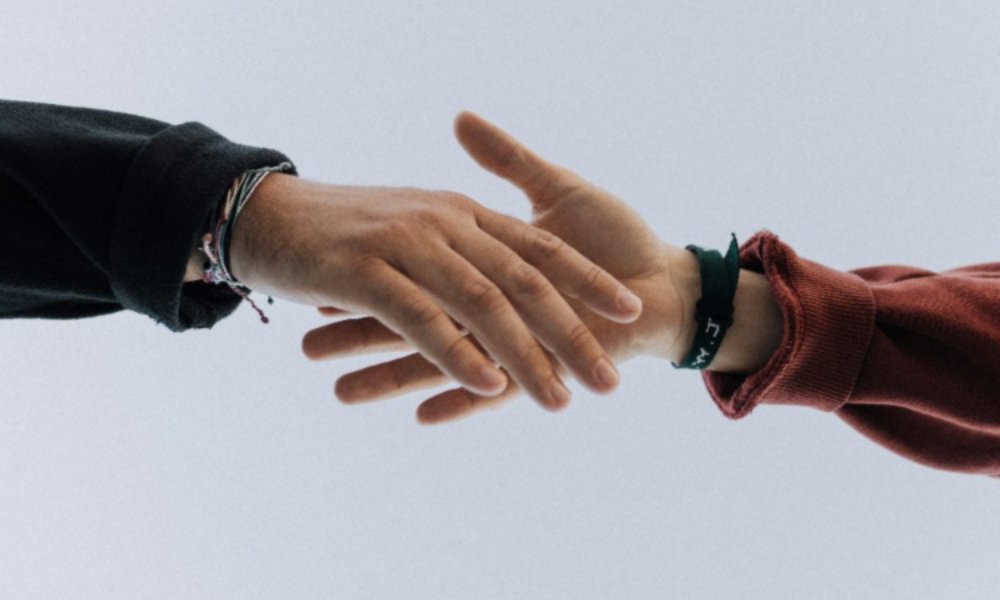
[0,99,296,331]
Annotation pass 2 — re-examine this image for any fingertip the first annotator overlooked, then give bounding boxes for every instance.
[417,396,470,425]
[416,403,444,425]
[454,109,475,126]
[334,377,361,404]
[301,332,321,360]
[472,365,508,397]
[455,109,485,125]
[591,288,643,324]
[545,379,572,411]
[617,287,643,316]
[593,357,620,392]
[454,110,481,140]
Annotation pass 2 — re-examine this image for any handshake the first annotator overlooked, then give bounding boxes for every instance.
[226,113,783,423]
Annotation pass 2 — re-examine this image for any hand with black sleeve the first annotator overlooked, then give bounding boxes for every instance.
[0,100,644,411]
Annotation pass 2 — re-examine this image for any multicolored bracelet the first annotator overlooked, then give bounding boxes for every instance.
[199,161,294,324]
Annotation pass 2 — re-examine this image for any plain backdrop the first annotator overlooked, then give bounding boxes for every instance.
[1,1,998,598]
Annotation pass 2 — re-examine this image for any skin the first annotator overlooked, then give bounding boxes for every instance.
[300,112,785,424]
[185,160,647,411]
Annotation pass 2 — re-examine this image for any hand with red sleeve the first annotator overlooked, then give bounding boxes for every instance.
[300,112,1000,478]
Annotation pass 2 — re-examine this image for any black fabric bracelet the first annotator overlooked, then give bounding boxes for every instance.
[671,234,740,370]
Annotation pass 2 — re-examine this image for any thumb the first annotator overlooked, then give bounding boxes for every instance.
[454,111,570,208]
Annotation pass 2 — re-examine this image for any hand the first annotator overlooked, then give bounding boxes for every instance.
[301,112,703,423]
[229,172,645,410]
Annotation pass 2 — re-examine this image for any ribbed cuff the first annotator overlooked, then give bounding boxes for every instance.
[701,231,876,419]
[110,122,295,331]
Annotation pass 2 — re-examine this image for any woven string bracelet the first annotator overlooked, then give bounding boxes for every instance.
[671,234,741,370]
[199,161,294,324]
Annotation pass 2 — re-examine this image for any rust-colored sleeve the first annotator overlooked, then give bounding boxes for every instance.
[702,231,1000,475]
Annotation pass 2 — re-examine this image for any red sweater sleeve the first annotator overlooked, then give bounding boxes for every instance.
[702,231,1000,476]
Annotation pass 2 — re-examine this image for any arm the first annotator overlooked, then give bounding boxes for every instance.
[0,100,647,411]
[0,99,292,330]
[312,111,1000,476]
[703,235,1000,475]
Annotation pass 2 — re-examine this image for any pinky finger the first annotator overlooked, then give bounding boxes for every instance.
[416,380,523,425]
[418,346,564,424]
[336,353,448,403]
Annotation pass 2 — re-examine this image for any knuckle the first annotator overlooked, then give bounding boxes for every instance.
[583,264,605,291]
[509,261,550,298]
[512,338,547,373]
[351,255,384,280]
[380,219,416,243]
[527,228,566,264]
[397,298,442,330]
[444,191,474,210]
[441,334,471,367]
[459,278,508,316]
[564,321,597,357]
[416,192,472,228]
[411,207,444,230]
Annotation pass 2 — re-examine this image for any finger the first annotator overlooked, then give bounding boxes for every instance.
[333,349,525,422]
[454,111,577,208]
[475,206,642,323]
[418,336,573,423]
[336,353,449,404]
[417,379,524,425]
[401,243,572,410]
[317,306,353,317]
[334,351,518,422]
[358,259,508,397]
[335,333,496,404]
[337,339,574,423]
[453,229,621,393]
[302,316,411,360]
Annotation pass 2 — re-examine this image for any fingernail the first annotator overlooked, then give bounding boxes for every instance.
[594,358,619,388]
[548,379,572,409]
[479,366,507,394]
[617,287,643,314]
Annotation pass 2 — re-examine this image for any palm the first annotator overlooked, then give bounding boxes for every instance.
[487,141,684,365]
[533,186,662,280]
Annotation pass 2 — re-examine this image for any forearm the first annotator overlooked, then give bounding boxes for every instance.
[696,231,1000,475]
[183,168,294,286]
[707,270,784,373]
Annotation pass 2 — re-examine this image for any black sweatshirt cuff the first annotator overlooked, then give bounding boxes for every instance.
[111,122,296,332]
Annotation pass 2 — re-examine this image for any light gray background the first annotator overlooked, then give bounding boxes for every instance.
[1,1,998,598]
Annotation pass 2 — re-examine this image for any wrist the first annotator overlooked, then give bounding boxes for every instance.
[228,171,291,289]
[625,245,699,363]
[656,245,784,373]
[707,269,783,373]
[662,248,701,363]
